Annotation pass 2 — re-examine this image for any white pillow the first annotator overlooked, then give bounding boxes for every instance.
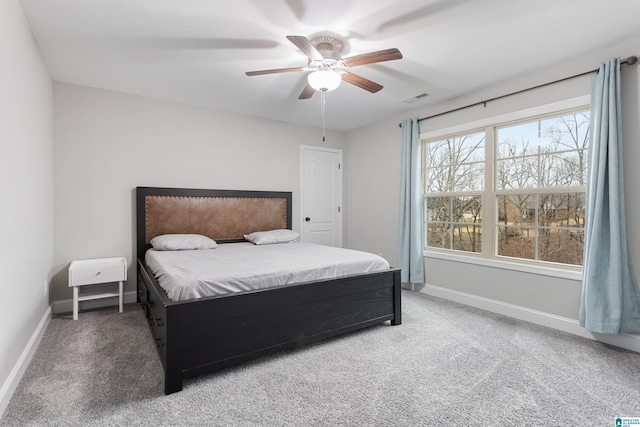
[244,229,300,245]
[150,234,217,250]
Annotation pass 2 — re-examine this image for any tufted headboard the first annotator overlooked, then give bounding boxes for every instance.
[136,187,292,260]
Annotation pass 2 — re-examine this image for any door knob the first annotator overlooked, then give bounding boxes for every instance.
[305,217,311,222]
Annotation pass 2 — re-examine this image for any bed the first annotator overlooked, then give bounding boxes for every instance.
[136,186,402,394]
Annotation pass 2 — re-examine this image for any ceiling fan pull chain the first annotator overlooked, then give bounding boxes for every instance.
[321,90,326,142]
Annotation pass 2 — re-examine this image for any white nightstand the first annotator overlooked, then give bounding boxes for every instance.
[68,257,127,320]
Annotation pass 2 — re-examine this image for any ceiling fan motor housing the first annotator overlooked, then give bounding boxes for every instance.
[310,36,344,61]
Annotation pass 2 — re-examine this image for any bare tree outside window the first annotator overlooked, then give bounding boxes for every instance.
[423,108,589,267]
[424,132,484,253]
[496,111,588,265]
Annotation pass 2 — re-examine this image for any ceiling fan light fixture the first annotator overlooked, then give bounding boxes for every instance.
[307,69,342,92]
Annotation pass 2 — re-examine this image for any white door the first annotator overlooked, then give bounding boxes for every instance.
[301,145,342,247]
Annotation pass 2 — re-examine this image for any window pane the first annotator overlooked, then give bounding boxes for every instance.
[496,155,537,190]
[496,192,584,265]
[453,224,482,253]
[497,194,535,227]
[426,223,449,249]
[426,166,451,193]
[426,195,482,252]
[496,111,589,190]
[537,193,585,230]
[497,225,536,260]
[452,196,481,223]
[426,196,450,221]
[425,132,485,193]
[538,229,584,265]
[453,161,484,192]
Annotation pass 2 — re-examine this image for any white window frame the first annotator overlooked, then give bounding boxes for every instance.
[420,95,590,280]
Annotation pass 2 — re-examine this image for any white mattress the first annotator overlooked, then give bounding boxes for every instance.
[145,241,390,301]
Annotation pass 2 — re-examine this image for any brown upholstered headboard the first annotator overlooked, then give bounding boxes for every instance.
[136,187,292,260]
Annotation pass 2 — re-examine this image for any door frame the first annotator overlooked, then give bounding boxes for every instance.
[300,145,343,246]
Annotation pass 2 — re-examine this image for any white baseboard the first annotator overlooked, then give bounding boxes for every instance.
[0,305,51,419]
[418,283,640,353]
[51,290,138,315]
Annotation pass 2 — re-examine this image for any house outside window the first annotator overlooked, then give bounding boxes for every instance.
[423,104,590,269]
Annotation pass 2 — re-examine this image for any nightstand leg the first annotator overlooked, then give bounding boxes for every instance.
[73,286,79,320]
[118,281,123,313]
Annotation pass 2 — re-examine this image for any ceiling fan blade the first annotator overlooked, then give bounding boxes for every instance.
[245,67,304,76]
[298,84,315,100]
[341,72,383,93]
[342,48,403,67]
[286,35,323,61]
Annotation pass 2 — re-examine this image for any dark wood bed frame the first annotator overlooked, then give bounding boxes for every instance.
[136,186,402,394]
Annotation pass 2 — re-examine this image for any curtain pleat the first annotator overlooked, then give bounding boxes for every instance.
[579,57,640,334]
[397,118,425,284]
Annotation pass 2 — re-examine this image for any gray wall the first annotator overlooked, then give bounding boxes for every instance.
[0,0,53,396]
[345,37,640,321]
[51,83,346,301]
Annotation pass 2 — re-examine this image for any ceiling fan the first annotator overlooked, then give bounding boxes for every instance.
[245,35,403,99]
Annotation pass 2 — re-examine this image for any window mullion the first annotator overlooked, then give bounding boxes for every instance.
[485,126,495,258]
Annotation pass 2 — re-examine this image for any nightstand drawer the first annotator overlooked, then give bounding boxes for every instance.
[69,257,127,286]
[68,256,127,320]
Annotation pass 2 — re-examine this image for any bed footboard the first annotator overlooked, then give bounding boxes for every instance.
[138,259,401,395]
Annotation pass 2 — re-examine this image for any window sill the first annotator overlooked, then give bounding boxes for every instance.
[423,250,582,281]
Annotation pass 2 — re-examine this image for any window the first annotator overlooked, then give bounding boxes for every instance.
[424,131,485,253]
[423,106,589,268]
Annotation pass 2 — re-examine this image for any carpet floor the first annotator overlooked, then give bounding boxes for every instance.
[2,290,640,426]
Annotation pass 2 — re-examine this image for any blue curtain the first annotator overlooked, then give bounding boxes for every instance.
[580,57,640,334]
[398,118,425,285]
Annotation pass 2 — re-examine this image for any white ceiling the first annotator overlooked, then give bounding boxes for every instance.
[18,0,640,131]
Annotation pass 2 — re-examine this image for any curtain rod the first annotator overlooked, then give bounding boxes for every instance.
[399,56,638,127]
